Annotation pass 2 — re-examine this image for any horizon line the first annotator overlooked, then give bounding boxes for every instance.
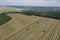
[0,5,60,7]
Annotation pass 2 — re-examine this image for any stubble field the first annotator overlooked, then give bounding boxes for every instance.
[0,7,60,40]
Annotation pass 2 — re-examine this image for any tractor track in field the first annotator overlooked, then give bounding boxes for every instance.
[0,14,60,40]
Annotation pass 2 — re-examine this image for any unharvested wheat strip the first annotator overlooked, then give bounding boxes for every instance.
[57,29,60,40]
[23,19,55,40]
[51,26,60,40]
[42,20,59,40]
[56,25,60,40]
[48,20,60,40]
[52,22,60,40]
[56,31,60,40]
[49,20,60,40]
[35,19,56,40]
[33,19,56,40]
[5,17,45,40]
[43,21,59,40]
[20,18,50,40]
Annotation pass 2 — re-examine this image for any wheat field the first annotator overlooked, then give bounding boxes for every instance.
[0,7,60,40]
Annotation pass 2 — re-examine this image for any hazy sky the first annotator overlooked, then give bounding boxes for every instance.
[0,0,60,6]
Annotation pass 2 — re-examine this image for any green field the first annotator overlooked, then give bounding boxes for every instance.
[0,14,12,25]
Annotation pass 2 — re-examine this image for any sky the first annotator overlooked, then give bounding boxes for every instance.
[0,0,60,6]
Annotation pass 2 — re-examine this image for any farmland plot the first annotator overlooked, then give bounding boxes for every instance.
[0,13,60,40]
[0,14,41,40]
[0,7,60,40]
